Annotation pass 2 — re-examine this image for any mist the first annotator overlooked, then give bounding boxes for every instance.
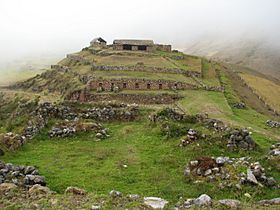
[1,0,280,69]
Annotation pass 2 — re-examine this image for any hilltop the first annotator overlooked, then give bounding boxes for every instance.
[0,38,279,209]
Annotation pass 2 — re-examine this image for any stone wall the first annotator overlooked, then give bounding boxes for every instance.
[154,44,172,52]
[88,78,198,91]
[68,91,182,104]
[91,64,201,77]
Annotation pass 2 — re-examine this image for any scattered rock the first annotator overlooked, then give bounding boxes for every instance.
[193,194,212,207]
[180,129,200,146]
[219,199,241,209]
[266,120,280,128]
[109,190,122,198]
[246,169,258,185]
[65,186,86,195]
[144,197,168,209]
[128,194,140,201]
[233,102,246,109]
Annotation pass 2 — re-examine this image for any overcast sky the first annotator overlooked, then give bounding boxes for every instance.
[1,0,280,67]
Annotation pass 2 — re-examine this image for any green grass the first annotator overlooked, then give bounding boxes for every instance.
[2,116,279,204]
[92,70,198,84]
[201,59,221,86]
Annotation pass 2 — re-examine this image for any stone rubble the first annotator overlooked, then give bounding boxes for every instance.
[180,129,200,146]
[175,194,212,209]
[0,161,46,188]
[266,120,280,128]
[226,129,256,150]
[233,102,246,109]
[48,121,109,139]
[184,157,278,188]
[268,143,280,156]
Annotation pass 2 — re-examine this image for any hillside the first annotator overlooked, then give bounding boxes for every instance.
[0,39,280,209]
[184,38,280,80]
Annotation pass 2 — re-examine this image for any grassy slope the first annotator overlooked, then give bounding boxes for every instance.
[239,72,280,112]
[93,70,197,84]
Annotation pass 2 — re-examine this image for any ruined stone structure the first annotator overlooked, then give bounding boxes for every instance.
[88,79,197,91]
[112,39,171,52]
[90,37,107,47]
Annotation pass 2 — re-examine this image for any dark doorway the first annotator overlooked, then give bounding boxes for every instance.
[147,83,151,89]
[111,83,114,91]
[123,45,132,50]
[159,84,162,89]
[138,45,147,51]
[123,83,127,88]
[135,83,139,89]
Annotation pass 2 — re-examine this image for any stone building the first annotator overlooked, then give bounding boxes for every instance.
[90,37,107,47]
[113,39,171,52]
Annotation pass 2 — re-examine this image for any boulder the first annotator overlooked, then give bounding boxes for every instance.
[219,199,241,209]
[65,186,86,195]
[144,197,169,209]
[193,194,212,207]
[258,197,280,205]
[29,184,51,195]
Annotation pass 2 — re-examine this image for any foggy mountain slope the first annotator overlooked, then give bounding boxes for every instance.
[184,38,280,80]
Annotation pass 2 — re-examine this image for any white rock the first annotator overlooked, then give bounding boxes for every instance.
[219,199,241,209]
[193,194,212,207]
[144,197,168,209]
[247,169,258,184]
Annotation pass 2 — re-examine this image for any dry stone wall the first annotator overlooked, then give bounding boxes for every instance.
[68,89,182,104]
[88,78,198,91]
[92,64,201,77]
